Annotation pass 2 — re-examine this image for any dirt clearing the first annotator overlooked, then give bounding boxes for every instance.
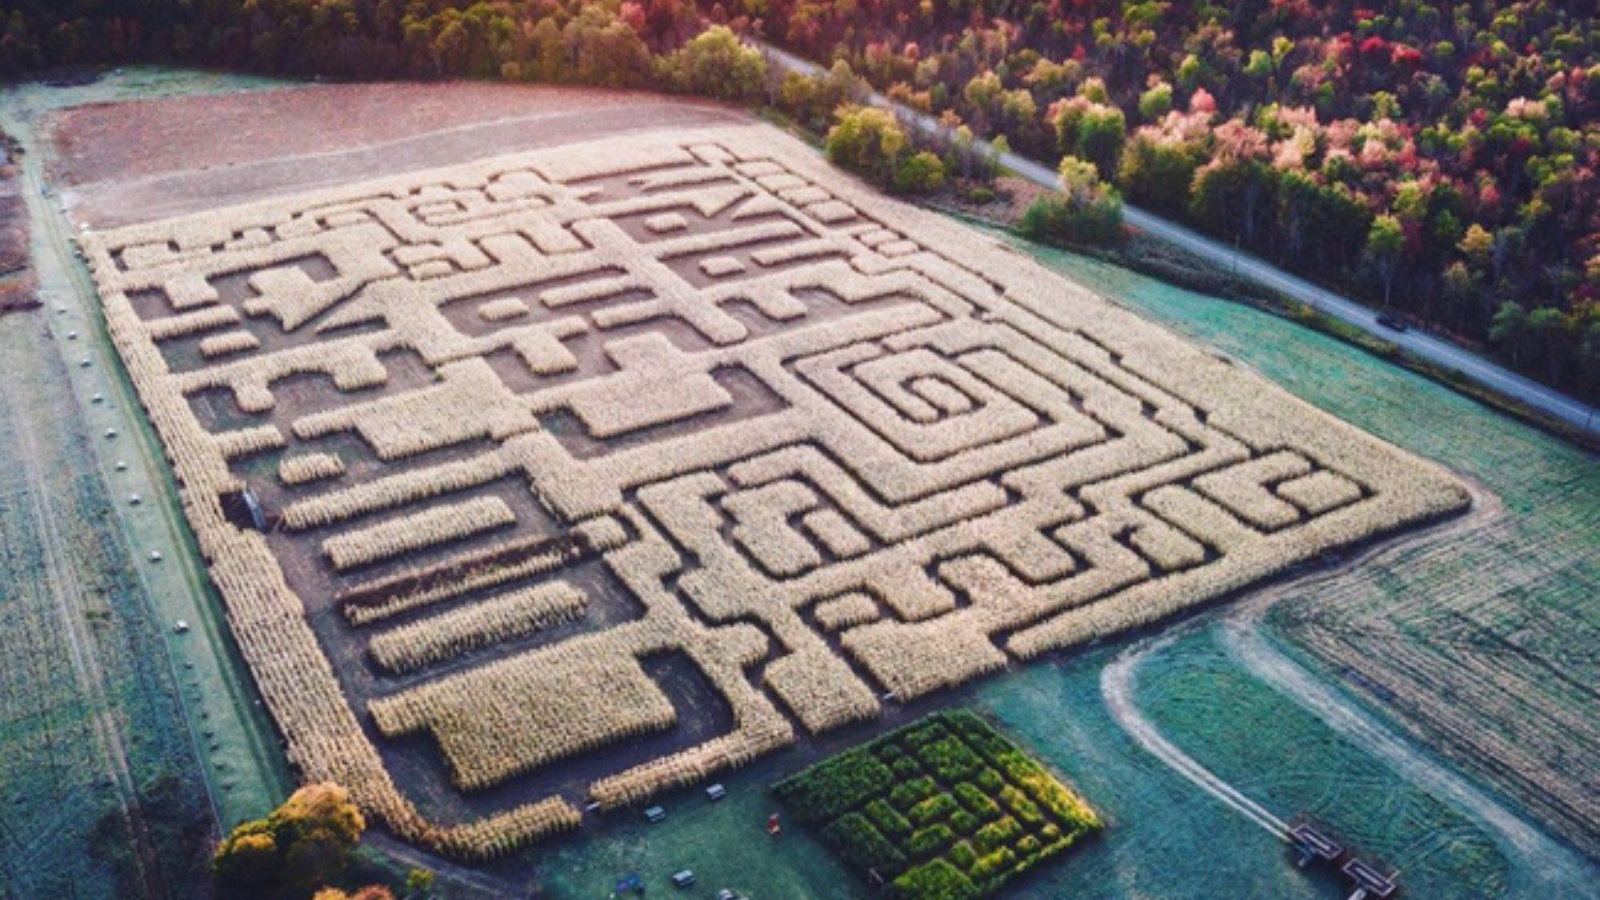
[45,81,749,227]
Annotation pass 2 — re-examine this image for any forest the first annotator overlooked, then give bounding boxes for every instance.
[1,0,1595,396]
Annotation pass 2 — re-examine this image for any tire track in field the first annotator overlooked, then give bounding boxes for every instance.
[17,86,355,831]
[2,122,169,898]
[1102,484,1597,894]
[1100,634,1289,839]
[1220,610,1600,895]
[1218,483,1599,889]
[7,378,165,899]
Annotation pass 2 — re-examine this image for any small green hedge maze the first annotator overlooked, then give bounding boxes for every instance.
[774,711,1100,900]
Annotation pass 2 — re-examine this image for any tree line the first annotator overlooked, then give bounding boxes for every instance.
[744,0,1599,396]
[1,0,1595,396]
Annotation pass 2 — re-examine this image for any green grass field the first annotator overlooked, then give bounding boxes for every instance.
[0,69,295,900]
[1135,629,1507,896]
[0,312,214,900]
[1000,233,1600,860]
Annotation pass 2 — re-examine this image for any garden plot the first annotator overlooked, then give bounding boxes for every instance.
[80,125,1468,859]
[775,711,1101,900]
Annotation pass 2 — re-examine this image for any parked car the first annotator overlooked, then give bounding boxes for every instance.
[1375,313,1410,333]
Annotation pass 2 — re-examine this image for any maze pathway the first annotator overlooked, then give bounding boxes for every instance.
[82,126,1467,858]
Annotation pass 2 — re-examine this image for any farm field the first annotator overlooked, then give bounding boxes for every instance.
[1133,629,1508,897]
[47,79,745,230]
[3,70,1592,900]
[0,250,213,900]
[0,69,302,900]
[537,231,1598,900]
[1000,237,1600,861]
[76,93,1468,859]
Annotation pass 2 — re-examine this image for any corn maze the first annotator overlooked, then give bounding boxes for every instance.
[80,126,1468,859]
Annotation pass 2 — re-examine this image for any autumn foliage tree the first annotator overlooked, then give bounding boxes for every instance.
[213,783,367,900]
[826,106,907,185]
[1019,155,1123,247]
[0,0,1593,395]
[313,888,395,900]
[657,25,766,101]
[740,0,1599,398]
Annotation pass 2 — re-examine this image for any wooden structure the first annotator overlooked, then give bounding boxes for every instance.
[1341,857,1400,899]
[1287,817,1399,899]
[220,487,269,532]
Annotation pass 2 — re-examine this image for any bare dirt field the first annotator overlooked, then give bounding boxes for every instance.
[47,81,725,184]
[46,82,747,228]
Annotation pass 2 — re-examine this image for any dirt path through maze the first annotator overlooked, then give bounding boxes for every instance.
[77,123,1471,858]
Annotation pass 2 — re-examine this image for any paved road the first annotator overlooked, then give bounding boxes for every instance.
[758,42,1600,436]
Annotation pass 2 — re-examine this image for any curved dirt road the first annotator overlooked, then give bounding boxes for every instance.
[1101,636,1288,840]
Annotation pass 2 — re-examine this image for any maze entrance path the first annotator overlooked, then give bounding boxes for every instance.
[81,126,1468,858]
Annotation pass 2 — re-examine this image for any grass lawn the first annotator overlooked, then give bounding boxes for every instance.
[1136,629,1508,897]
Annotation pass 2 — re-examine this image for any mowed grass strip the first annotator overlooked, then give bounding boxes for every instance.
[774,711,1100,900]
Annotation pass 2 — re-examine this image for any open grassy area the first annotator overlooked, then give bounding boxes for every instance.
[0,69,297,900]
[535,642,1527,900]
[775,711,1099,900]
[994,231,1600,860]
[1136,629,1507,897]
[0,306,213,900]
